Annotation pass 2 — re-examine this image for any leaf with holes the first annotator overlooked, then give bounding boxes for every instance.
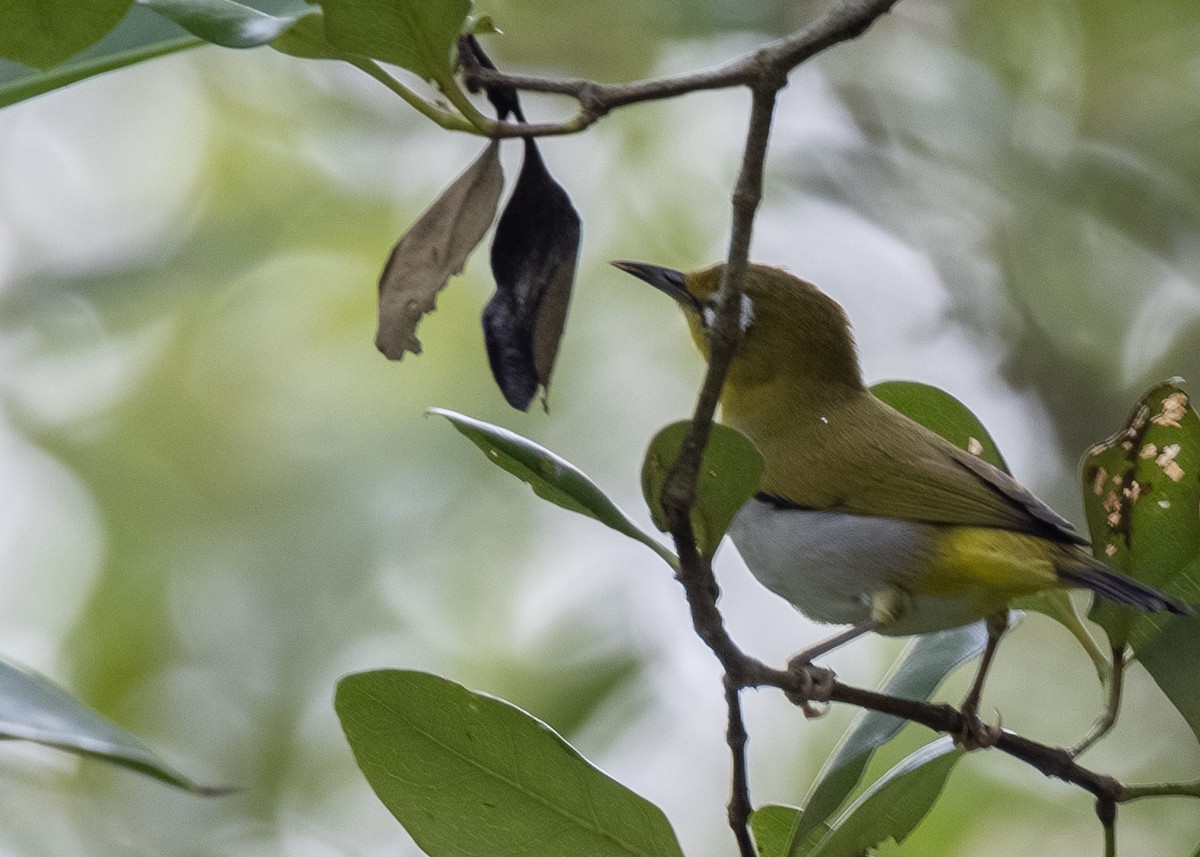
[1082,380,1200,739]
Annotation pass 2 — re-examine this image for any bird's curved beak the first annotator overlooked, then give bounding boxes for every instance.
[611,261,703,314]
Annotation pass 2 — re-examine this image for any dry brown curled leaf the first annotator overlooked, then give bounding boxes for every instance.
[375,140,504,359]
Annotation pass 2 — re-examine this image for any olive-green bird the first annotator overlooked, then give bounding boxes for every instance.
[616,260,1190,720]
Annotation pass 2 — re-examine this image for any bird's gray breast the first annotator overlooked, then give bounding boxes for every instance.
[728,498,933,626]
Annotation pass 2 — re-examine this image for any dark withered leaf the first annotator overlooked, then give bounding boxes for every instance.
[376,141,504,359]
[483,139,581,410]
[460,35,524,122]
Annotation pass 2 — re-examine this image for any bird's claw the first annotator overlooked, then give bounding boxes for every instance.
[956,708,1003,750]
[784,657,835,719]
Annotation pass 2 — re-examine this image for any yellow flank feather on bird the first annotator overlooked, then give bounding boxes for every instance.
[614,259,1190,640]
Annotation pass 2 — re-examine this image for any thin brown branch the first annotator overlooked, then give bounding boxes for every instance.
[1119,780,1200,801]
[462,0,900,137]
[724,677,756,857]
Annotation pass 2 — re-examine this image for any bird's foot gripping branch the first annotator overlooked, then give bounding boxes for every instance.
[332,379,1200,857]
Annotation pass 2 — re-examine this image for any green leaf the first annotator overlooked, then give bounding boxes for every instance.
[317,0,470,82]
[1083,382,1200,647]
[786,623,987,853]
[751,805,830,857]
[0,0,131,69]
[430,408,678,568]
[1135,599,1200,743]
[871,380,1007,471]
[807,738,965,857]
[640,421,764,558]
[0,656,215,792]
[138,0,306,48]
[335,670,685,857]
[269,7,346,59]
[0,1,308,110]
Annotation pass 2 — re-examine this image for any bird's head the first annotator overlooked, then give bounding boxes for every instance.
[613,261,865,403]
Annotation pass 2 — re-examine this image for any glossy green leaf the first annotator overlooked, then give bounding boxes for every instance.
[871,380,1008,471]
[431,409,678,568]
[0,656,214,792]
[807,738,965,857]
[0,0,131,69]
[139,0,305,48]
[641,421,764,558]
[317,0,469,82]
[751,805,829,857]
[335,670,685,857]
[786,623,986,853]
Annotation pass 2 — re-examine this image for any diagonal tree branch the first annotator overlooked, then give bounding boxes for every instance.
[461,0,901,138]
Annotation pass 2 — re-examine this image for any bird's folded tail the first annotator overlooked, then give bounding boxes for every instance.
[1059,559,1194,615]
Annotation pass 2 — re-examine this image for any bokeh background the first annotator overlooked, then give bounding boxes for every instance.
[0,0,1199,854]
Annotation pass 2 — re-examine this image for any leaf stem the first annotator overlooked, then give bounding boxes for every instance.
[347,58,477,132]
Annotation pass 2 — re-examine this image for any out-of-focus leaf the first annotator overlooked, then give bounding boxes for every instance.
[335,670,686,857]
[431,408,678,568]
[484,139,581,410]
[751,805,829,857]
[269,8,343,59]
[1135,596,1200,743]
[640,421,763,558]
[0,656,216,792]
[1083,381,1200,648]
[807,738,965,857]
[0,0,131,69]
[317,0,468,82]
[786,623,987,852]
[467,14,501,36]
[871,380,1008,471]
[138,0,301,48]
[375,141,503,359]
[0,35,197,108]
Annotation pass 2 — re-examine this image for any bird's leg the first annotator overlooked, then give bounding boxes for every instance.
[784,620,878,718]
[787,619,880,667]
[957,610,1009,749]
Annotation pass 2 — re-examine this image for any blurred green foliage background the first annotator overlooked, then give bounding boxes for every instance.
[0,0,1198,854]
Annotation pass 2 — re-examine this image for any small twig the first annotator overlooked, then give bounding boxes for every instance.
[724,676,756,857]
[1072,645,1126,758]
[1119,780,1200,801]
[1097,798,1117,857]
[460,0,900,138]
